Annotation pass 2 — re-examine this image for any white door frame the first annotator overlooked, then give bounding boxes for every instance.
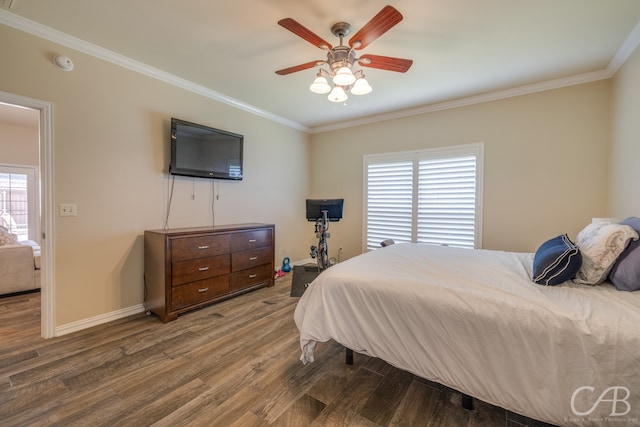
[1,91,55,338]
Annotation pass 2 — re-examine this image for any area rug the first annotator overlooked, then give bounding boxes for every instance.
[290,265,320,297]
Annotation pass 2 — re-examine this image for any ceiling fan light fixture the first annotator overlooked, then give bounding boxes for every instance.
[328,86,348,103]
[309,75,331,94]
[333,66,356,86]
[351,76,372,95]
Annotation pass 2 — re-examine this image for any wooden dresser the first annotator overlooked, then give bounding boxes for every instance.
[144,223,275,322]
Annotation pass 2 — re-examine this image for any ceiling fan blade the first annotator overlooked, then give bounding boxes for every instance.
[358,54,413,73]
[278,18,333,50]
[349,5,403,50]
[275,60,322,75]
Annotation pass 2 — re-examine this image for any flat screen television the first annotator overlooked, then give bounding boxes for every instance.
[306,199,344,222]
[169,118,243,180]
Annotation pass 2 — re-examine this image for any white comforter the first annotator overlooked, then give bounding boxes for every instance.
[294,243,640,426]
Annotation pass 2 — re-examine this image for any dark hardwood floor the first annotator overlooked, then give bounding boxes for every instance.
[0,275,555,426]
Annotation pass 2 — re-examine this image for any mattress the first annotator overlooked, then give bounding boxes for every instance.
[294,243,640,426]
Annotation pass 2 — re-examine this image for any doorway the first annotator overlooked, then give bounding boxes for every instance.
[0,92,55,338]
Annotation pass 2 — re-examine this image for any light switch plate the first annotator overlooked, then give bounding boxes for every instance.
[59,204,77,217]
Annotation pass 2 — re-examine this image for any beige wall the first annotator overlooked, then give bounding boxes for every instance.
[310,81,612,256]
[0,120,39,166]
[609,44,640,217]
[1,25,311,326]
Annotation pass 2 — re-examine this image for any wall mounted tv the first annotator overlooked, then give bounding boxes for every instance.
[169,118,243,180]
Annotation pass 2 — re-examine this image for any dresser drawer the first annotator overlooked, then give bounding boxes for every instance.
[230,264,273,292]
[231,247,273,272]
[172,255,230,286]
[171,234,229,262]
[171,276,230,310]
[230,228,272,252]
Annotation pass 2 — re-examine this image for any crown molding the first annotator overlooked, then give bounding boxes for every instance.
[0,10,309,133]
[308,69,612,133]
[608,20,640,75]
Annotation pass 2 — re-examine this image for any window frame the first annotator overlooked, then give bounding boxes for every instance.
[0,164,40,242]
[363,143,483,252]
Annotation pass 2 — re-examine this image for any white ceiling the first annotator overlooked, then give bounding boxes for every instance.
[2,0,640,132]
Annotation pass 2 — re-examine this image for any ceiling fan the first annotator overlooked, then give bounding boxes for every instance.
[275,5,413,102]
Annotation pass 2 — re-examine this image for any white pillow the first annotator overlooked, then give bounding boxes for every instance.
[573,222,639,285]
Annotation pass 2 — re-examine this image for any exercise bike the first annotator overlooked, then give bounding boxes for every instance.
[306,198,344,272]
[309,209,331,271]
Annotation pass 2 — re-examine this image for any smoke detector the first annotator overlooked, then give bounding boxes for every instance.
[53,55,74,72]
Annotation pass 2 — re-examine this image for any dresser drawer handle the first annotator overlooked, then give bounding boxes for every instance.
[198,287,209,293]
[249,274,257,279]
[198,266,210,271]
[248,239,257,243]
[249,256,258,261]
[197,245,209,250]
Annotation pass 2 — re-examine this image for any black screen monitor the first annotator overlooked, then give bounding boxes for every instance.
[306,199,344,222]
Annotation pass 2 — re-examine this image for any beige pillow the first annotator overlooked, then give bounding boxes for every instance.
[0,226,19,246]
[573,222,639,285]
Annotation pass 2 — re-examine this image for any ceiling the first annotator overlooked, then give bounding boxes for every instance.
[2,0,640,132]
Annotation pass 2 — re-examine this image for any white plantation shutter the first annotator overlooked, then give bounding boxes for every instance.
[417,156,477,248]
[366,160,414,250]
[364,145,482,251]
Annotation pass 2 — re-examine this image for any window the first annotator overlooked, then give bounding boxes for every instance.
[0,165,38,242]
[364,144,483,251]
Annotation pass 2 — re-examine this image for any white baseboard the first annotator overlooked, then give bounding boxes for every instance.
[55,303,146,336]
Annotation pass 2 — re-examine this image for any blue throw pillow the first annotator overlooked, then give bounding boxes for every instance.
[608,217,640,291]
[533,234,582,286]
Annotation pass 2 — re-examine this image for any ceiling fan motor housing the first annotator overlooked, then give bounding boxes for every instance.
[328,46,356,72]
[327,22,356,72]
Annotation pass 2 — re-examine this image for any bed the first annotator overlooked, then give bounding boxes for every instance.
[294,238,640,426]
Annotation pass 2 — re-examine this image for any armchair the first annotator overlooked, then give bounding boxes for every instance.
[0,226,40,295]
